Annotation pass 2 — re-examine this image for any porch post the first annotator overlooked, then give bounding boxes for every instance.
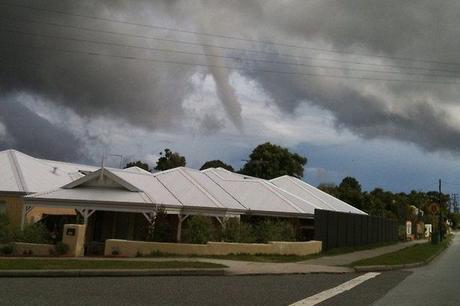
[77,209,96,225]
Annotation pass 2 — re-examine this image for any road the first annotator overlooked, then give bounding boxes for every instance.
[1,235,459,305]
[0,272,407,306]
[374,233,460,305]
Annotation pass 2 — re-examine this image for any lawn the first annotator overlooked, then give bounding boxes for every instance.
[351,235,452,267]
[141,241,400,263]
[0,259,226,270]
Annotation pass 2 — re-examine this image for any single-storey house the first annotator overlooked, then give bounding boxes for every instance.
[0,149,365,253]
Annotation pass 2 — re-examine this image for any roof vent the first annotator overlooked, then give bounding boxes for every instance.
[52,167,58,174]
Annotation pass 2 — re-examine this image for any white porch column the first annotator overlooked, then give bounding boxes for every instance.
[77,208,96,225]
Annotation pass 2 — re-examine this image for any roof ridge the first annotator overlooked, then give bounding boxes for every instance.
[258,181,305,213]
[153,176,185,207]
[285,176,338,211]
[7,150,27,192]
[202,171,248,210]
[287,176,361,212]
[177,168,226,209]
[267,181,323,210]
[207,168,304,213]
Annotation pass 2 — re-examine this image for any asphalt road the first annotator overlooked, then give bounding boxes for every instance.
[374,233,460,305]
[5,236,460,306]
[0,272,408,306]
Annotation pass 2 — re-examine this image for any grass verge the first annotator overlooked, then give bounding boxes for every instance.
[351,235,452,267]
[141,241,400,263]
[0,259,226,270]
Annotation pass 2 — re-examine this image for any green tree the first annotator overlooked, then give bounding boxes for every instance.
[154,149,186,171]
[124,160,150,172]
[240,142,307,179]
[200,160,234,171]
[146,207,173,242]
[336,177,364,210]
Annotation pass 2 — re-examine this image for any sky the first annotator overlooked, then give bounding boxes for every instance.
[1,0,460,194]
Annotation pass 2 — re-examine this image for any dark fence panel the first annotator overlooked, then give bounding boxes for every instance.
[314,209,399,251]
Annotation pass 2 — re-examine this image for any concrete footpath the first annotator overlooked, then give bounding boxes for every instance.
[0,240,427,276]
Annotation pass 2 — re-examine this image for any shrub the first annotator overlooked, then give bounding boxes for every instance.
[0,214,14,244]
[222,219,257,243]
[254,220,295,243]
[15,223,52,244]
[0,243,14,255]
[54,242,69,256]
[146,207,173,242]
[183,215,213,244]
[238,222,257,243]
[222,218,241,242]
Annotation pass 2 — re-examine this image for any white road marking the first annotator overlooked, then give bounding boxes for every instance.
[290,272,381,306]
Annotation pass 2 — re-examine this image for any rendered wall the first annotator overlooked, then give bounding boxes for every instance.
[104,239,322,257]
[13,242,54,256]
[0,196,24,227]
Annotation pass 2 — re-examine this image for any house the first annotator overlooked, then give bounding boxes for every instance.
[0,149,366,252]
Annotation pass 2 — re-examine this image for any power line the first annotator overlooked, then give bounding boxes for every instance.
[2,42,460,85]
[2,15,460,77]
[2,27,460,82]
[2,1,460,67]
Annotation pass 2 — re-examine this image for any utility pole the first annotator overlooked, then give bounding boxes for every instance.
[439,179,443,241]
[452,193,459,213]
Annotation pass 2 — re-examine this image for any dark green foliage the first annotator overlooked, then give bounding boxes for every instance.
[0,243,14,255]
[154,148,186,171]
[221,218,240,242]
[54,242,69,256]
[0,214,14,243]
[15,223,52,244]
[200,160,234,171]
[124,160,150,172]
[146,207,173,242]
[238,222,257,243]
[240,142,307,179]
[253,220,296,243]
[222,218,295,243]
[319,177,451,225]
[183,215,213,244]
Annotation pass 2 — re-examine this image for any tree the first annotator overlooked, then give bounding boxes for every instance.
[146,206,173,242]
[154,148,186,171]
[240,142,307,179]
[199,160,234,171]
[336,177,364,210]
[124,161,150,172]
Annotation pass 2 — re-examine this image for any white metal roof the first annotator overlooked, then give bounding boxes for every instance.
[0,149,95,194]
[1,149,365,218]
[270,175,367,215]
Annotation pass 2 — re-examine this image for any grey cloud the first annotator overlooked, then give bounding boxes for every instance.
[1,0,460,160]
[0,95,88,162]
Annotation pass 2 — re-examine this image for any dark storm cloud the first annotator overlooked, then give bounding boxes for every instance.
[0,95,87,161]
[1,0,460,159]
[0,0,195,130]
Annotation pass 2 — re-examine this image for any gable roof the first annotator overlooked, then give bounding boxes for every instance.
[3,149,366,218]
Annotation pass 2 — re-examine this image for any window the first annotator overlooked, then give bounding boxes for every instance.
[0,201,6,214]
